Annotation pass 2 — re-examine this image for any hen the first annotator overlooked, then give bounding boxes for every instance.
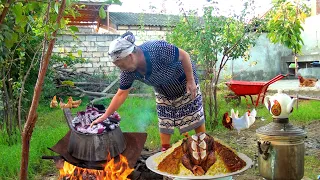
[298,75,318,87]
[68,96,82,108]
[59,97,73,109]
[50,95,58,108]
[222,109,257,134]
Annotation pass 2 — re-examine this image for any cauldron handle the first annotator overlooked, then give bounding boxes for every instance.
[257,140,271,160]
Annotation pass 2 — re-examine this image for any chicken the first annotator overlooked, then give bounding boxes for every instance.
[298,75,318,87]
[68,96,82,108]
[181,133,216,176]
[59,97,73,109]
[50,95,58,108]
[222,112,233,130]
[222,109,257,134]
[222,109,238,130]
[247,109,257,127]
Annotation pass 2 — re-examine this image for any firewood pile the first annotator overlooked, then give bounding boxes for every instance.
[53,65,119,98]
[53,65,152,102]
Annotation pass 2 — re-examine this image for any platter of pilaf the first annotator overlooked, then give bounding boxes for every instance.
[146,133,253,179]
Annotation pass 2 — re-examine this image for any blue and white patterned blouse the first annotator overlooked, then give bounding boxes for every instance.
[119,40,199,99]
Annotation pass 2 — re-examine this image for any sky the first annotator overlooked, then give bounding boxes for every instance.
[108,0,273,17]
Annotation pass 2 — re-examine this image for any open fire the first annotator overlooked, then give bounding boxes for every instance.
[59,154,134,180]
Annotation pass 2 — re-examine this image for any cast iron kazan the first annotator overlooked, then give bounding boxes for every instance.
[65,105,126,162]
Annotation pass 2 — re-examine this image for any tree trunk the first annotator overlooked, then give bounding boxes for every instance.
[19,1,66,179]
[0,0,12,25]
[294,55,298,77]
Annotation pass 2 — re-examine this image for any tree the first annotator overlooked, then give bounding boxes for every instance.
[19,1,68,179]
[167,1,260,128]
[266,0,310,76]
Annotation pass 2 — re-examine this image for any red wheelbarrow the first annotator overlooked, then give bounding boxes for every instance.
[225,74,287,107]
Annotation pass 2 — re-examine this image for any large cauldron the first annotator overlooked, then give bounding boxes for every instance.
[64,107,126,162]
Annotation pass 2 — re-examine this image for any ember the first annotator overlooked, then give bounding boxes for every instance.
[59,154,134,180]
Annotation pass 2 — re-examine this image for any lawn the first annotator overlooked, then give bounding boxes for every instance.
[0,96,319,179]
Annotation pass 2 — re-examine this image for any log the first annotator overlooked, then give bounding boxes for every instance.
[73,82,107,86]
[73,86,152,97]
[102,77,119,93]
[90,94,153,103]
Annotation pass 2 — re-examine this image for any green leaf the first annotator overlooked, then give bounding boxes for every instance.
[99,6,107,19]
[11,33,18,43]
[77,50,82,56]
[69,26,79,32]
[13,3,23,24]
[5,38,14,49]
[54,2,59,14]
[66,0,71,7]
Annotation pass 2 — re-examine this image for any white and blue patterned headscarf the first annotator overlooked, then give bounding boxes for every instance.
[109,31,135,62]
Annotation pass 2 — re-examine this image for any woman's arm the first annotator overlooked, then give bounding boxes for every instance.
[178,48,197,99]
[90,88,130,127]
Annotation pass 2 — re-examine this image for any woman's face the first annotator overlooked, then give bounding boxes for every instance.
[113,54,137,72]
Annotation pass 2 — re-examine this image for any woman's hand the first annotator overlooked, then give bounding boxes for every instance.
[186,80,197,99]
[90,116,104,128]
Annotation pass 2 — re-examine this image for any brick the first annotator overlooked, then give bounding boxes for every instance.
[95,41,110,46]
[92,52,103,58]
[92,62,106,68]
[64,47,73,53]
[79,41,93,47]
[81,63,93,68]
[69,42,79,47]
[76,47,87,52]
[73,63,83,68]
[63,35,74,41]
[72,53,81,58]
[97,46,108,52]
[90,57,100,62]
[103,52,109,56]
[81,52,92,58]
[76,35,86,41]
[96,36,117,41]
[87,47,97,52]
[86,35,97,41]
[100,57,111,62]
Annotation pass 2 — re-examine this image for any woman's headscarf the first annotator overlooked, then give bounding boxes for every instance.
[108,31,135,62]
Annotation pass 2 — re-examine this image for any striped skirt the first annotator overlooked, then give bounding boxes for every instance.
[155,86,205,134]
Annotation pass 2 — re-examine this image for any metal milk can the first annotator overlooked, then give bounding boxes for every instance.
[256,90,307,180]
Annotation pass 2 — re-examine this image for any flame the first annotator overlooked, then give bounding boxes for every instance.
[59,154,134,180]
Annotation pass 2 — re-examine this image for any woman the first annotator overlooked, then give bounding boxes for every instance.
[90,31,205,151]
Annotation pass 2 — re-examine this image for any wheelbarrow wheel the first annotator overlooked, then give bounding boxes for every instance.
[225,93,241,106]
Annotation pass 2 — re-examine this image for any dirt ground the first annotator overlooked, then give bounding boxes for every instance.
[209,119,320,180]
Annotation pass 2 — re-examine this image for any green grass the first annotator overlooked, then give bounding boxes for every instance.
[0,95,319,179]
[305,155,320,179]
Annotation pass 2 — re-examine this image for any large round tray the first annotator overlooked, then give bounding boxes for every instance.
[146,152,253,180]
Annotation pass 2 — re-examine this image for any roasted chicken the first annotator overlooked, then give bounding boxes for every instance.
[50,95,58,108]
[181,132,217,176]
[298,75,318,87]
